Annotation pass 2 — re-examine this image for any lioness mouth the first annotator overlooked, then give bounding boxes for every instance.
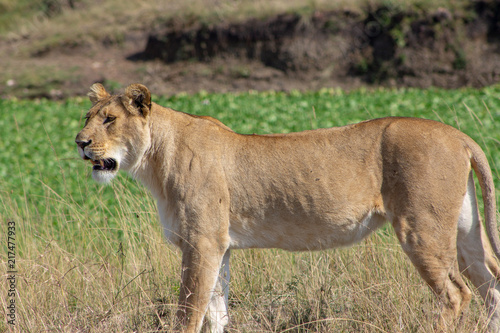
[91,158,117,171]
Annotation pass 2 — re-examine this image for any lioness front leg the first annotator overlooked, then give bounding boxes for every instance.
[177,237,228,333]
[206,250,231,333]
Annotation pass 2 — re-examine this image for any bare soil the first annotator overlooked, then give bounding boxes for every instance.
[2,2,500,99]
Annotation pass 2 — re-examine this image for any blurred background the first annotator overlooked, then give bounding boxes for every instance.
[1,0,500,99]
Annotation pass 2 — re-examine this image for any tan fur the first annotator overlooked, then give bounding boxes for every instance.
[76,84,500,333]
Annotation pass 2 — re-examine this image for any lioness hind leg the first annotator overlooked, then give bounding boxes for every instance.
[392,214,472,330]
[457,173,500,332]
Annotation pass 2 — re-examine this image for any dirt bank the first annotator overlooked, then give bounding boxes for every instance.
[2,2,500,99]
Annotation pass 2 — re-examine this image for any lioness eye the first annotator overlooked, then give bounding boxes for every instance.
[104,116,116,124]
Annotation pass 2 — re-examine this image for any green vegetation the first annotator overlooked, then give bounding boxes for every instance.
[1,86,499,331]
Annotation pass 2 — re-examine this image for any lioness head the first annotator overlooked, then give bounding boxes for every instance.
[75,83,152,183]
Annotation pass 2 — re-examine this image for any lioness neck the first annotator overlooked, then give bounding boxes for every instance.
[131,103,176,199]
[135,103,234,201]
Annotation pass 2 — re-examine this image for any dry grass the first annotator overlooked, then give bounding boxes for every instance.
[227,235,490,333]
[1,179,181,332]
[0,178,493,332]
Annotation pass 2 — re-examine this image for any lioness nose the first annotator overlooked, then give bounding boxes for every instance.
[75,139,92,149]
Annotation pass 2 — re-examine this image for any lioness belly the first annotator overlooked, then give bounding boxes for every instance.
[228,210,387,251]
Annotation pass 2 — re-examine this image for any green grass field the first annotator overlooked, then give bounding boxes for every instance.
[1,86,500,332]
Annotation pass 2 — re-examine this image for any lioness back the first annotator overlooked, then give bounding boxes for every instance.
[223,117,473,250]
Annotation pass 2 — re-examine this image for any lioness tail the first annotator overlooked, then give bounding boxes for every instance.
[468,138,500,261]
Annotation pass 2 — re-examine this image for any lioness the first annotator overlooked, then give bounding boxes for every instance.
[76,83,500,332]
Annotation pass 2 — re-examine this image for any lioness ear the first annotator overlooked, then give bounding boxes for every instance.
[125,84,152,117]
[88,83,110,105]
